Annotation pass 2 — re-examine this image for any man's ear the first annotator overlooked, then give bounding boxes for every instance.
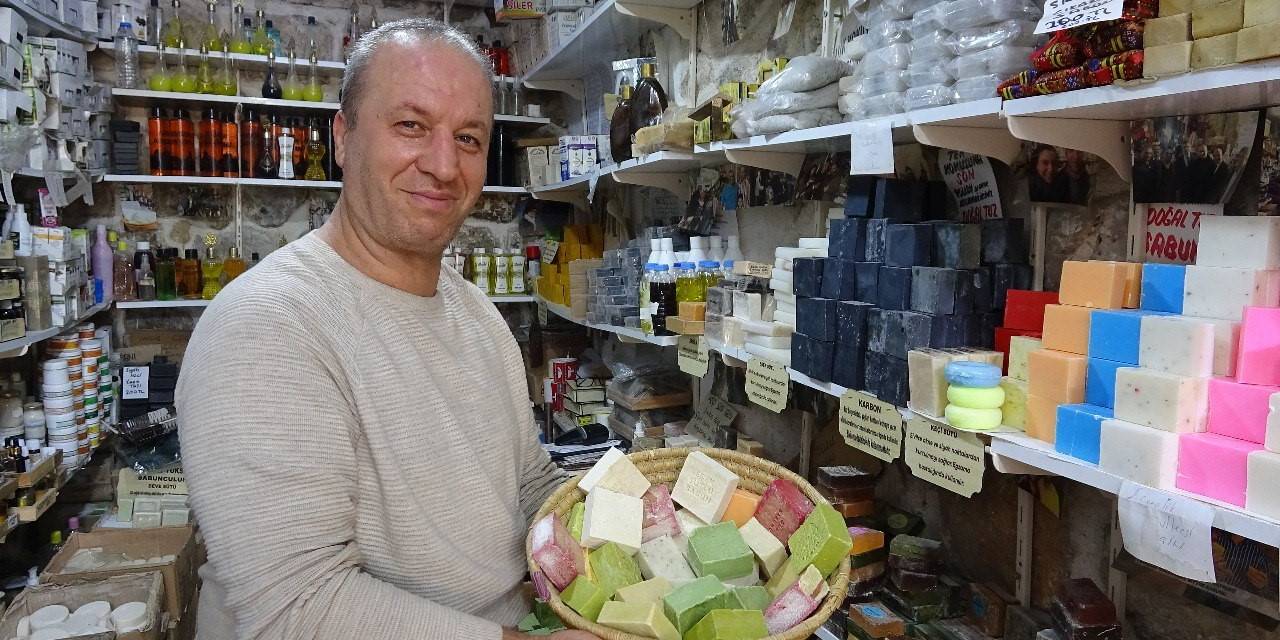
[334,110,350,169]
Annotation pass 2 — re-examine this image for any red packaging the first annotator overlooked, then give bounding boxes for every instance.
[1003,290,1061,332]
[1031,65,1091,95]
[1032,31,1085,73]
[1081,20,1144,58]
[1085,50,1144,87]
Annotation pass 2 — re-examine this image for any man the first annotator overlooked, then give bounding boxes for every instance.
[177,19,595,640]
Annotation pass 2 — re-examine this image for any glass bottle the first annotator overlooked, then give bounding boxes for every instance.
[276,127,294,179]
[251,9,272,55]
[155,249,176,300]
[303,125,326,180]
[17,45,35,125]
[304,15,320,61]
[242,108,261,175]
[261,51,281,99]
[609,83,634,163]
[342,4,360,62]
[148,107,166,175]
[216,40,237,95]
[202,1,222,51]
[265,20,282,57]
[177,249,201,298]
[135,252,156,301]
[221,110,238,177]
[113,242,136,301]
[196,44,215,94]
[237,17,253,53]
[163,0,184,49]
[201,235,223,300]
[471,248,491,294]
[368,5,379,31]
[630,62,668,137]
[198,107,221,176]
[147,0,164,46]
[255,123,275,178]
[651,264,675,336]
[221,246,246,283]
[281,41,302,101]
[148,43,172,91]
[173,109,195,175]
[302,53,323,102]
[172,40,197,93]
[228,0,247,53]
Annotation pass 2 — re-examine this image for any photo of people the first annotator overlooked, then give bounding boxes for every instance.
[1026,144,1093,206]
[735,165,797,207]
[1259,109,1280,214]
[1130,111,1259,205]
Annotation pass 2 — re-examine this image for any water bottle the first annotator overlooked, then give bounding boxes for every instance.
[115,21,139,89]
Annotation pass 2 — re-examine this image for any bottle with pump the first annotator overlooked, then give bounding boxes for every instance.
[148,43,172,91]
[630,62,668,137]
[201,235,223,300]
[302,51,324,102]
[203,1,222,51]
[261,51,282,99]
[172,40,197,93]
[256,122,276,178]
[609,83,634,163]
[163,0,184,49]
[251,9,271,55]
[493,247,510,296]
[92,225,113,300]
[303,125,326,180]
[222,247,246,283]
[276,127,295,179]
[114,241,135,301]
[282,41,302,100]
[471,248,491,294]
[155,248,176,300]
[177,249,201,298]
[216,41,236,95]
[228,1,249,53]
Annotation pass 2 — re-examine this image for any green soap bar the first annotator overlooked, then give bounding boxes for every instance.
[615,576,673,606]
[888,535,943,562]
[561,576,608,622]
[879,505,924,536]
[597,601,680,640]
[787,504,853,577]
[728,585,771,611]
[688,522,755,580]
[944,404,1003,430]
[852,546,889,568]
[946,385,1006,409]
[764,555,805,598]
[568,502,585,542]
[589,542,642,597]
[662,575,728,634]
[684,609,769,640]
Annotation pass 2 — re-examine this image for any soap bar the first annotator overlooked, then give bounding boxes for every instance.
[1144,41,1193,76]
[1206,377,1278,443]
[733,291,764,321]
[837,300,872,348]
[753,478,815,546]
[787,504,853,577]
[911,267,963,315]
[740,318,793,337]
[1196,215,1280,269]
[1027,349,1087,404]
[849,601,907,638]
[1054,578,1117,627]
[1004,290,1060,332]
[1114,367,1208,433]
[1183,266,1280,322]
[889,534,943,563]
[1059,261,1128,309]
[1139,314,1216,377]
[1088,309,1150,365]
[847,176,877,217]
[1005,605,1054,640]
[795,563,829,600]
[764,583,820,635]
[769,278,794,295]
[908,349,954,418]
[1178,432,1261,506]
[816,465,876,489]
[688,522,755,580]
[890,567,939,592]
[1042,304,1093,355]
[885,224,933,267]
[1140,263,1186,313]
[1025,393,1060,443]
[858,263,887,309]
[1001,376,1030,429]
[1192,0,1244,39]
[1145,13,1192,45]
[1246,450,1280,519]
[642,485,682,543]
[671,451,740,524]
[947,385,1005,409]
[830,219,868,260]
[1204,317,1242,377]
[792,257,826,298]
[1268,392,1280,452]
[848,526,885,555]
[663,575,729,634]
[739,517,787,578]
[582,487,643,554]
[680,301,707,321]
[821,258,859,301]
[968,582,1012,637]
[677,509,709,540]
[1054,404,1113,464]
[598,602,680,640]
[729,585,772,611]
[797,297,838,342]
[945,361,1001,387]
[1246,0,1280,25]
[1099,418,1180,489]
[721,489,762,528]
[569,502,585,541]
[638,535,697,583]
[932,223,981,270]
[615,576,673,606]
[995,266,1035,308]
[686,609,769,640]
[865,351,911,407]
[981,218,1027,265]
[1084,357,1125,409]
[945,404,1003,430]
[1237,307,1280,385]
[589,541,643,597]
[1192,31,1238,68]
[562,576,609,622]
[1236,20,1280,61]
[531,513,585,590]
[1008,335,1043,381]
[865,219,889,262]
[834,341,867,390]
[875,179,925,221]
[772,269,793,285]
[579,447,651,498]
[764,556,805,597]
[878,266,914,310]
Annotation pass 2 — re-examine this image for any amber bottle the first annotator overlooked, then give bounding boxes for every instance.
[241,108,261,176]
[198,107,221,177]
[176,248,202,299]
[221,110,238,177]
[148,107,166,176]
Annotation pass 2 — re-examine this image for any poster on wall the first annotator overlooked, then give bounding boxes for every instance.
[1024,143,1097,206]
[938,150,1003,221]
[1258,109,1280,215]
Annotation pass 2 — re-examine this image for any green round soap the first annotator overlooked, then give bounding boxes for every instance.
[946,384,1006,409]
[944,404,1003,430]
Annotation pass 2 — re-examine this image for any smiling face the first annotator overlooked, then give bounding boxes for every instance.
[1036,148,1058,182]
[333,39,492,257]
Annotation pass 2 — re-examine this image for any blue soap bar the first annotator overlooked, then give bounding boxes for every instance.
[865,351,909,406]
[1140,263,1185,313]
[981,218,1027,265]
[793,258,825,298]
[867,308,892,355]
[932,223,981,269]
[854,262,881,304]
[797,297,838,342]
[1088,309,1159,365]
[945,361,1001,387]
[874,179,925,221]
[830,219,868,259]
[837,301,872,349]
[834,342,866,390]
[910,267,962,315]
[877,266,914,311]
[1085,357,1126,409]
[991,264,1033,309]
[864,219,889,262]
[821,258,859,301]
[846,176,877,218]
[1054,404,1114,465]
[885,224,933,268]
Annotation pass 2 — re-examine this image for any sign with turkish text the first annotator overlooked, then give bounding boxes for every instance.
[122,367,149,400]
[1035,0,1125,34]
[839,390,904,462]
[904,415,985,497]
[1139,203,1222,264]
[1117,481,1216,582]
[678,336,710,378]
[746,358,789,413]
[939,150,1002,221]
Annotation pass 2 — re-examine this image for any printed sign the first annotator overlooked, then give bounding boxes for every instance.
[537,301,549,326]
[746,358,789,413]
[939,150,1002,222]
[1035,0,1125,33]
[678,336,710,378]
[542,239,560,264]
[904,415,985,497]
[687,395,738,445]
[1117,481,1216,582]
[850,120,895,176]
[1139,203,1221,264]
[745,262,773,279]
[839,390,905,462]
[122,366,149,400]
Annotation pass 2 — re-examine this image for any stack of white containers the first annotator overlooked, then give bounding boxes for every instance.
[42,324,111,467]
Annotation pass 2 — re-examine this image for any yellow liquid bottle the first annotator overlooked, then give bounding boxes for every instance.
[281,45,303,101]
[301,55,323,101]
[200,235,223,299]
[196,44,216,94]
[303,126,326,180]
[202,1,222,51]
[162,0,184,49]
[227,1,250,53]
[216,41,237,95]
[251,10,272,56]
[171,41,197,93]
[221,246,246,284]
[148,44,173,91]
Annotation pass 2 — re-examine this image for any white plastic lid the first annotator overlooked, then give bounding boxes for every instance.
[660,238,674,251]
[110,602,148,632]
[29,604,69,629]
[650,238,660,249]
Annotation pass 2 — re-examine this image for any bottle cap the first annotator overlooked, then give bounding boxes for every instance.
[653,264,669,272]
[724,260,735,268]
[50,531,61,545]
[137,241,150,250]
[699,260,719,268]
[229,247,241,258]
[185,249,198,260]
[644,263,657,271]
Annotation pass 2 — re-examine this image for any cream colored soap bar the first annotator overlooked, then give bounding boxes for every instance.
[598,601,681,640]
[582,487,644,554]
[739,517,787,578]
[1237,22,1280,61]
[907,349,952,418]
[1146,13,1192,46]
[1114,367,1208,434]
[1000,376,1029,429]
[638,535,697,583]
[1008,336,1042,383]
[578,447,651,498]
[1145,41,1194,77]
[615,577,673,605]
[1192,0,1244,39]
[1192,31,1239,68]
[1162,0,1192,15]
[672,451,740,524]
[1244,0,1280,26]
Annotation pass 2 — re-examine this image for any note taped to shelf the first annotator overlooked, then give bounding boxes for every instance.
[537,301,548,326]
[850,120,894,175]
[1117,481,1215,582]
[904,415,984,497]
[678,336,710,377]
[687,395,738,446]
[839,390,904,462]
[542,239,559,264]
[1035,0,1124,34]
[746,358,789,413]
[122,367,149,400]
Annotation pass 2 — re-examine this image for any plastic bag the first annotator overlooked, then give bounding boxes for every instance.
[860,43,912,75]
[732,82,840,125]
[757,55,851,96]
[746,108,843,136]
[862,92,906,117]
[910,3,950,39]
[906,60,956,87]
[852,2,912,27]
[839,93,864,118]
[842,70,908,96]
[883,0,944,16]
[944,19,1038,56]
[864,19,914,50]
[954,74,1003,101]
[905,84,955,110]
[910,30,952,63]
[844,33,869,62]
[950,45,1034,78]
[942,0,1041,30]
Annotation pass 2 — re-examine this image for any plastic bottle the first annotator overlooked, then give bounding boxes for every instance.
[688,237,708,264]
[92,225,113,300]
[645,238,661,267]
[176,249,200,298]
[708,235,725,263]
[724,235,745,263]
[471,248,491,294]
[115,21,140,89]
[698,260,721,295]
[510,244,527,294]
[147,0,164,46]
[133,241,156,283]
[135,253,156,301]
[113,241,136,301]
[657,237,675,267]
[9,205,30,256]
[493,247,510,296]
[155,248,176,300]
[651,264,675,336]
[276,127,295,179]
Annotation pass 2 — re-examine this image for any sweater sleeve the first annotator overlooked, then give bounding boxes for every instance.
[177,292,503,640]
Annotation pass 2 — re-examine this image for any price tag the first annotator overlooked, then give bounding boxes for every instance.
[542,239,560,264]
[678,335,710,378]
[838,390,904,462]
[904,415,984,497]
[686,395,738,445]
[745,263,773,279]
[122,366,149,400]
[538,301,549,326]
[1117,481,1216,582]
[1035,0,1124,34]
[850,120,894,176]
[745,358,789,413]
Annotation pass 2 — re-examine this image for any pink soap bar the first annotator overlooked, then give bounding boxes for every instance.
[764,582,820,635]
[1176,433,1263,507]
[641,485,681,542]
[531,513,586,590]
[753,479,815,547]
[1237,307,1280,386]
[532,570,552,600]
[1207,377,1279,444]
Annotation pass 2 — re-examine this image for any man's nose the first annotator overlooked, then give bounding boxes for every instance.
[414,131,461,183]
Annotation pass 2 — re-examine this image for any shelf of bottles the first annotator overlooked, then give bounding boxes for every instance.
[101,176,531,195]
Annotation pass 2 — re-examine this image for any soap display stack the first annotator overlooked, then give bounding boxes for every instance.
[998,335,1044,430]
[587,244,645,329]
[739,240,832,366]
[941,361,1005,430]
[704,263,758,347]
[1144,0,1280,77]
[529,448,851,639]
[905,348,1004,423]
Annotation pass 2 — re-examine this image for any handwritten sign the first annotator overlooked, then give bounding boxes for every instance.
[851,120,895,176]
[839,390,904,462]
[122,366,149,400]
[542,239,560,264]
[1139,203,1221,265]
[678,336,710,378]
[1035,0,1124,33]
[746,358,789,413]
[904,415,985,497]
[687,395,738,446]
[1117,481,1216,582]
[939,150,1002,222]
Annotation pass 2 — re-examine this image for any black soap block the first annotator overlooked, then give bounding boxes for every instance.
[932,222,981,269]
[926,181,950,220]
[864,219,889,262]
[834,341,866,390]
[830,218,868,259]
[791,333,811,378]
[981,218,1028,265]
[966,267,993,312]
[846,176,878,218]
[910,267,962,316]
[821,258,859,301]
[932,313,972,348]
[837,300,872,349]
[885,224,933,268]
[793,257,825,298]
[867,308,892,355]
[901,311,940,357]
[877,266,914,311]
[865,350,909,406]
[854,262,880,304]
[797,297,838,342]
[968,312,999,349]
[804,333,836,382]
[874,179,925,221]
[882,310,912,359]
[992,263,1034,309]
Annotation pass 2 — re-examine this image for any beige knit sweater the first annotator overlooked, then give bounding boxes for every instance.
[177,232,562,640]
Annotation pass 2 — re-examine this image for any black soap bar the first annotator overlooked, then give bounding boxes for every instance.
[830,218,868,259]
[910,267,962,315]
[965,267,993,312]
[981,218,1028,265]
[821,258,859,301]
[885,224,933,268]
[834,341,866,390]
[864,219,889,262]
[992,263,1034,309]
[854,262,881,304]
[797,297,838,342]
[932,222,981,269]
[837,300,872,349]
[846,176,878,218]
[874,179,925,221]
[865,350,909,407]
[901,311,940,357]
[806,333,836,382]
[877,266,914,311]
[792,257,825,298]
[790,333,811,378]
[926,181,950,220]
[968,312,999,349]
[867,308,891,355]
[932,313,971,348]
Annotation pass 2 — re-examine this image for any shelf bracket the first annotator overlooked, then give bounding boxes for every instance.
[612,171,690,200]
[522,79,584,101]
[531,188,589,209]
[1006,116,1132,182]
[615,2,696,40]
[723,148,807,177]
[912,124,1023,166]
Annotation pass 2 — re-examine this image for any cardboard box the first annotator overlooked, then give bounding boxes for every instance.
[524,145,549,188]
[1,572,165,640]
[0,8,27,48]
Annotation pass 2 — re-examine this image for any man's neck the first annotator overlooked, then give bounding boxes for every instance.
[316,201,442,297]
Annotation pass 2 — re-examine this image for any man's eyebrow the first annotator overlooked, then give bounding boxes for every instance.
[386,101,490,132]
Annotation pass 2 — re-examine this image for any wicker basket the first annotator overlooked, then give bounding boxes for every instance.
[526,447,852,640]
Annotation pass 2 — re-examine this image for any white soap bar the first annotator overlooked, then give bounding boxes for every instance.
[1138,315,1215,377]
[1182,266,1280,321]
[799,238,829,250]
[674,508,707,555]
[578,447,651,498]
[582,487,644,554]
[775,257,791,271]
[733,291,764,321]
[774,247,825,260]
[739,518,787,578]
[774,291,797,307]
[745,343,792,367]
[796,564,826,598]
[637,534,697,582]
[740,319,794,337]
[722,562,761,588]
[772,269,794,284]
[671,451,740,524]
[777,300,797,315]
[774,311,797,329]
[1246,450,1280,519]
[1267,392,1280,453]
[1203,318,1241,377]
[769,278,794,294]
[1114,367,1208,433]
[747,333,793,350]
[723,316,746,347]
[1099,418,1180,490]
[1196,215,1280,269]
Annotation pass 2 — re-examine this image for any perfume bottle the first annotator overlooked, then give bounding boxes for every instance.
[216,40,237,95]
[201,235,223,300]
[255,122,276,178]
[222,246,246,284]
[282,41,302,101]
[177,248,201,298]
[251,9,272,55]
[303,124,326,180]
[261,50,282,99]
[148,43,173,91]
[202,1,222,51]
[302,52,323,102]
[172,40,197,93]
[196,44,215,94]
[162,0,184,49]
[227,0,248,53]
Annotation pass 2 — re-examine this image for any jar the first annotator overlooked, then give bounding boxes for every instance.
[41,359,69,385]
[22,401,43,428]
[0,266,24,301]
[0,394,22,431]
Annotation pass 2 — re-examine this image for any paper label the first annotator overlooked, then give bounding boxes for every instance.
[678,335,710,378]
[939,150,1003,222]
[538,301,549,326]
[542,239,560,264]
[687,395,738,445]
[904,415,984,497]
[746,263,773,279]
[850,120,895,175]
[1139,203,1221,265]
[1117,481,1216,582]
[839,390,904,462]
[746,357,789,413]
[0,279,19,301]
[121,367,149,400]
[1035,0,1125,33]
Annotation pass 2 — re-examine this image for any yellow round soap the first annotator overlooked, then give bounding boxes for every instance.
[944,404,1003,430]
[946,384,1006,409]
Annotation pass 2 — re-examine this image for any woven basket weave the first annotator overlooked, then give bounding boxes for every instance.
[526,447,851,640]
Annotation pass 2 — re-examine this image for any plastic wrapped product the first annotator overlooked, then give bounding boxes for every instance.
[943,0,1042,30]
[944,20,1038,56]
[844,34,870,62]
[757,56,851,96]
[966,45,1037,77]
[1080,20,1143,58]
[862,92,906,117]
[905,84,956,110]
[843,70,909,96]
[839,93,865,118]
[1031,31,1084,72]
[910,3,949,39]
[734,82,840,121]
[865,19,915,49]
[884,0,944,16]
[906,61,956,87]
[746,108,844,136]
[861,44,912,75]
[997,70,1036,99]
[1031,65,1089,95]
[911,31,953,62]
[853,2,912,26]
[954,74,1003,101]
[1084,50,1144,87]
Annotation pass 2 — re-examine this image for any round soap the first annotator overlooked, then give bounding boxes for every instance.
[110,602,148,633]
[945,404,1003,430]
[30,628,71,640]
[947,384,1006,410]
[944,361,1002,388]
[29,605,68,630]
[73,601,111,622]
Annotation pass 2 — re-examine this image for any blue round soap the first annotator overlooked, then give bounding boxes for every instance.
[944,361,1002,388]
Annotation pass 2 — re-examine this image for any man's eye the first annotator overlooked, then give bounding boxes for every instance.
[398,121,422,131]
[458,135,481,147]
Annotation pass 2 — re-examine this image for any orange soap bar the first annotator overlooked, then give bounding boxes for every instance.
[1121,262,1142,308]
[1026,394,1061,443]
[848,526,885,555]
[722,489,761,527]
[1027,349,1087,404]
[1042,304,1093,355]
[1060,261,1128,309]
